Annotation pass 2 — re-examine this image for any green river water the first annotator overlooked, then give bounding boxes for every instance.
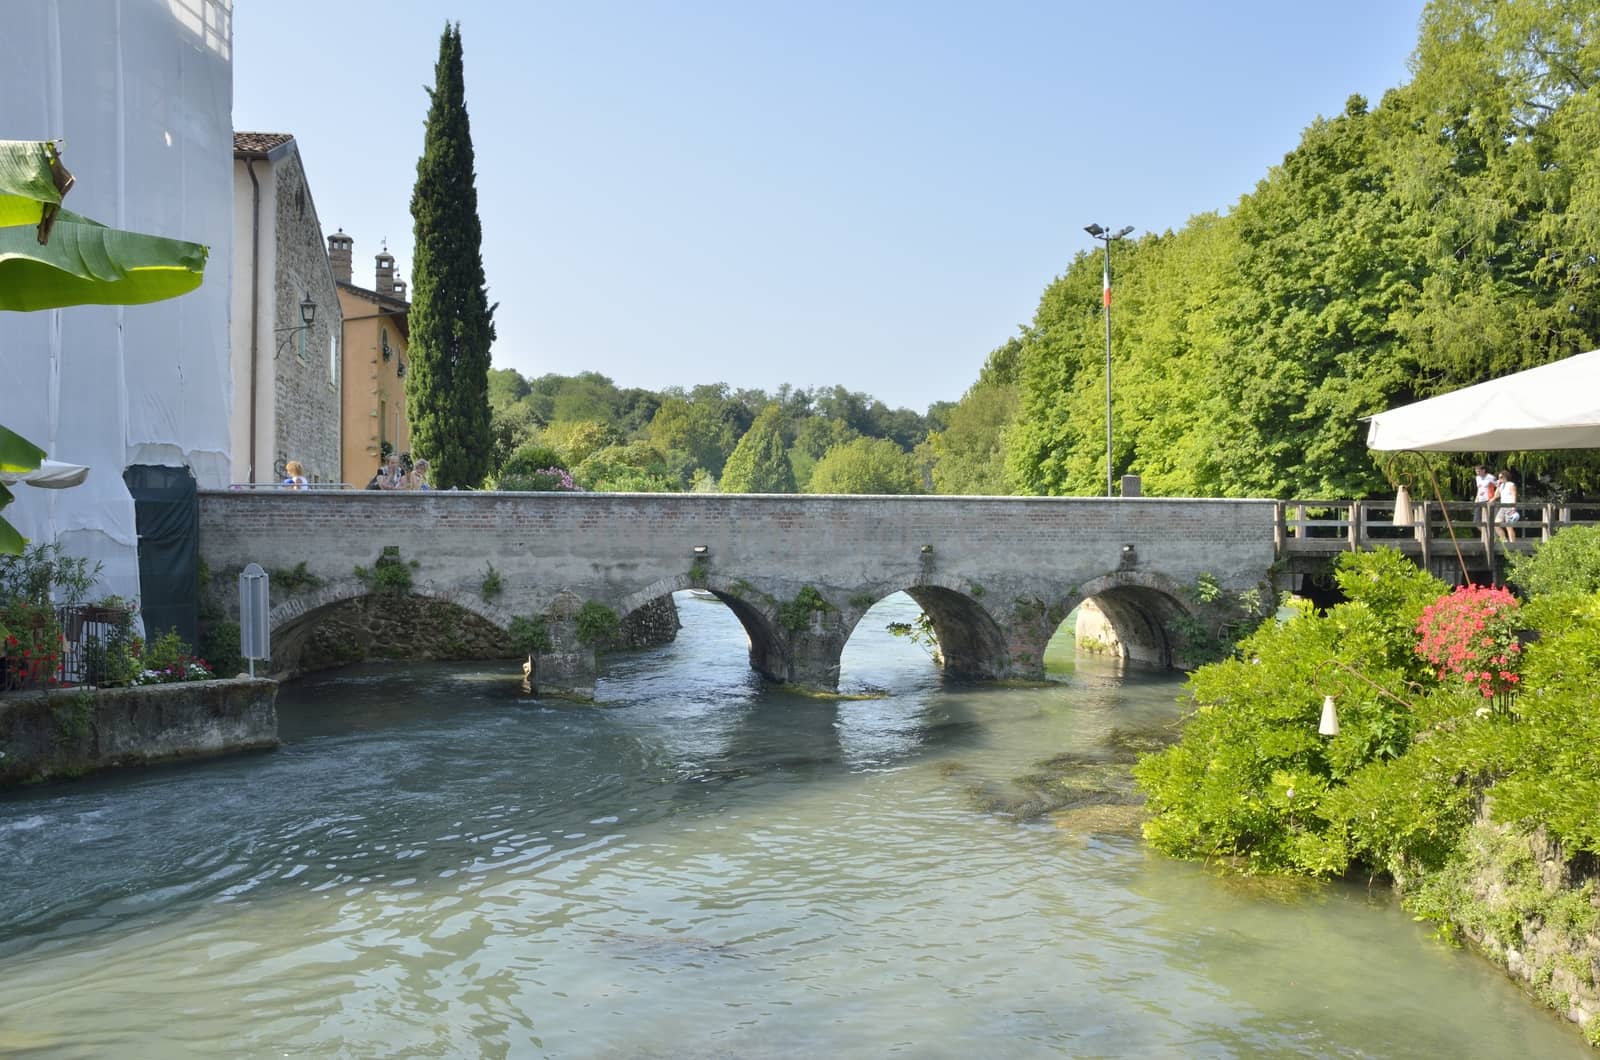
[0,592,1584,1057]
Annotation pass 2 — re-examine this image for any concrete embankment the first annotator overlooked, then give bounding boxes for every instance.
[0,678,278,786]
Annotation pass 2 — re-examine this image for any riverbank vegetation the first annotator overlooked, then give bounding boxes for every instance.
[1135,529,1600,1035]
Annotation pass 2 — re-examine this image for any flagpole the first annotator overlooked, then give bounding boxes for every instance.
[1084,223,1134,497]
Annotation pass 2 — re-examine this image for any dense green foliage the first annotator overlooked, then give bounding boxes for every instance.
[1507,524,1600,596]
[483,372,935,495]
[574,601,620,647]
[806,437,921,495]
[1137,538,1600,891]
[931,1,1600,500]
[718,404,797,494]
[408,24,496,491]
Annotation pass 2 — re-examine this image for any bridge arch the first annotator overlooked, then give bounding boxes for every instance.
[837,574,1010,681]
[268,578,517,675]
[1067,571,1196,668]
[618,575,792,683]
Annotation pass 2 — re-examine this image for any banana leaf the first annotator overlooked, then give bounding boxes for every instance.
[0,423,46,474]
[0,139,73,234]
[0,425,45,554]
[0,208,208,310]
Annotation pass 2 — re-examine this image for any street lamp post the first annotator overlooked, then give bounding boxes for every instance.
[1084,223,1133,497]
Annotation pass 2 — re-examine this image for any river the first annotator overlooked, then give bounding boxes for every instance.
[0,593,1583,1057]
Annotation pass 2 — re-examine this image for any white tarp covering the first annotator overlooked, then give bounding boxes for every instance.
[0,0,233,603]
[1366,349,1600,452]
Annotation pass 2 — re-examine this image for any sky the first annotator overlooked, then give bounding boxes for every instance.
[233,1,1429,413]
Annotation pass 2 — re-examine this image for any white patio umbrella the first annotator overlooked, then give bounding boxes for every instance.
[1366,349,1600,452]
[1364,350,1600,585]
[0,459,90,489]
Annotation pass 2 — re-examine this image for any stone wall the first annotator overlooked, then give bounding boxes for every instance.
[290,592,519,674]
[270,147,342,484]
[1440,813,1600,1042]
[615,594,680,650]
[0,678,279,786]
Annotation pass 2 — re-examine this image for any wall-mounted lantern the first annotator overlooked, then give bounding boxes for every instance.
[274,293,317,355]
[692,545,709,556]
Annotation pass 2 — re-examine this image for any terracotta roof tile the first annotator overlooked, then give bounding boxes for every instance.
[233,131,294,156]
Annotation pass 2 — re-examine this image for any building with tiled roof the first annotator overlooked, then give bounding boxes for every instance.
[328,232,414,485]
[232,131,294,156]
[230,132,345,484]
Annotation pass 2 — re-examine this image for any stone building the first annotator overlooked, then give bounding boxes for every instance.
[230,132,344,484]
[329,233,413,486]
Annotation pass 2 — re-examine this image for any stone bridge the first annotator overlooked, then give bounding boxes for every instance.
[197,491,1280,697]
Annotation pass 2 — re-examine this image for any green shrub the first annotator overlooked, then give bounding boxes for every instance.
[1508,524,1600,598]
[132,629,213,684]
[356,547,413,593]
[778,586,835,631]
[509,614,552,654]
[1135,550,1445,876]
[200,620,244,678]
[480,562,504,602]
[575,602,620,646]
[270,561,324,594]
[500,442,566,480]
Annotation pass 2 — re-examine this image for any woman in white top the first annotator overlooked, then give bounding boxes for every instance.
[1493,469,1519,541]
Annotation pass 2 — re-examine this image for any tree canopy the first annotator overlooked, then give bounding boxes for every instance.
[963,1,1600,500]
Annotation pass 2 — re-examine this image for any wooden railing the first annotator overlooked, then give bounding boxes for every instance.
[1274,499,1600,566]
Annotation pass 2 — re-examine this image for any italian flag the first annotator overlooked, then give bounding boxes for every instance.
[1102,259,1111,308]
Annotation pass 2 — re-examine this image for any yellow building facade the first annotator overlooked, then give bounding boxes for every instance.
[329,232,412,486]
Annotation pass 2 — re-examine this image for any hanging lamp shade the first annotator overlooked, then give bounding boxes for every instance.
[1392,484,1413,527]
[1319,695,1340,737]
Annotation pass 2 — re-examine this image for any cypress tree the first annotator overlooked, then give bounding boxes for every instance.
[408,22,495,489]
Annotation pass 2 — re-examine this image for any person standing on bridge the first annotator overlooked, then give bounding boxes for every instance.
[1494,469,1519,542]
[1474,465,1496,504]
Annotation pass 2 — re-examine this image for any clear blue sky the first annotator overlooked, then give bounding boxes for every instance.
[234,1,1427,413]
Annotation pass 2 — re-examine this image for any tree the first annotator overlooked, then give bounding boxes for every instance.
[407,23,496,490]
[806,437,920,495]
[720,403,796,493]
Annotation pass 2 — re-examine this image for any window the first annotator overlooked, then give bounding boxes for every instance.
[329,329,340,390]
[381,327,392,361]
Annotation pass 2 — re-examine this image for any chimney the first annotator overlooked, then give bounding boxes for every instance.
[375,245,396,295]
[327,229,353,284]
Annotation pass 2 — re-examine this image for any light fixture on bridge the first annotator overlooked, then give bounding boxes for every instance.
[920,544,933,555]
[692,545,709,556]
[1120,543,1137,569]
